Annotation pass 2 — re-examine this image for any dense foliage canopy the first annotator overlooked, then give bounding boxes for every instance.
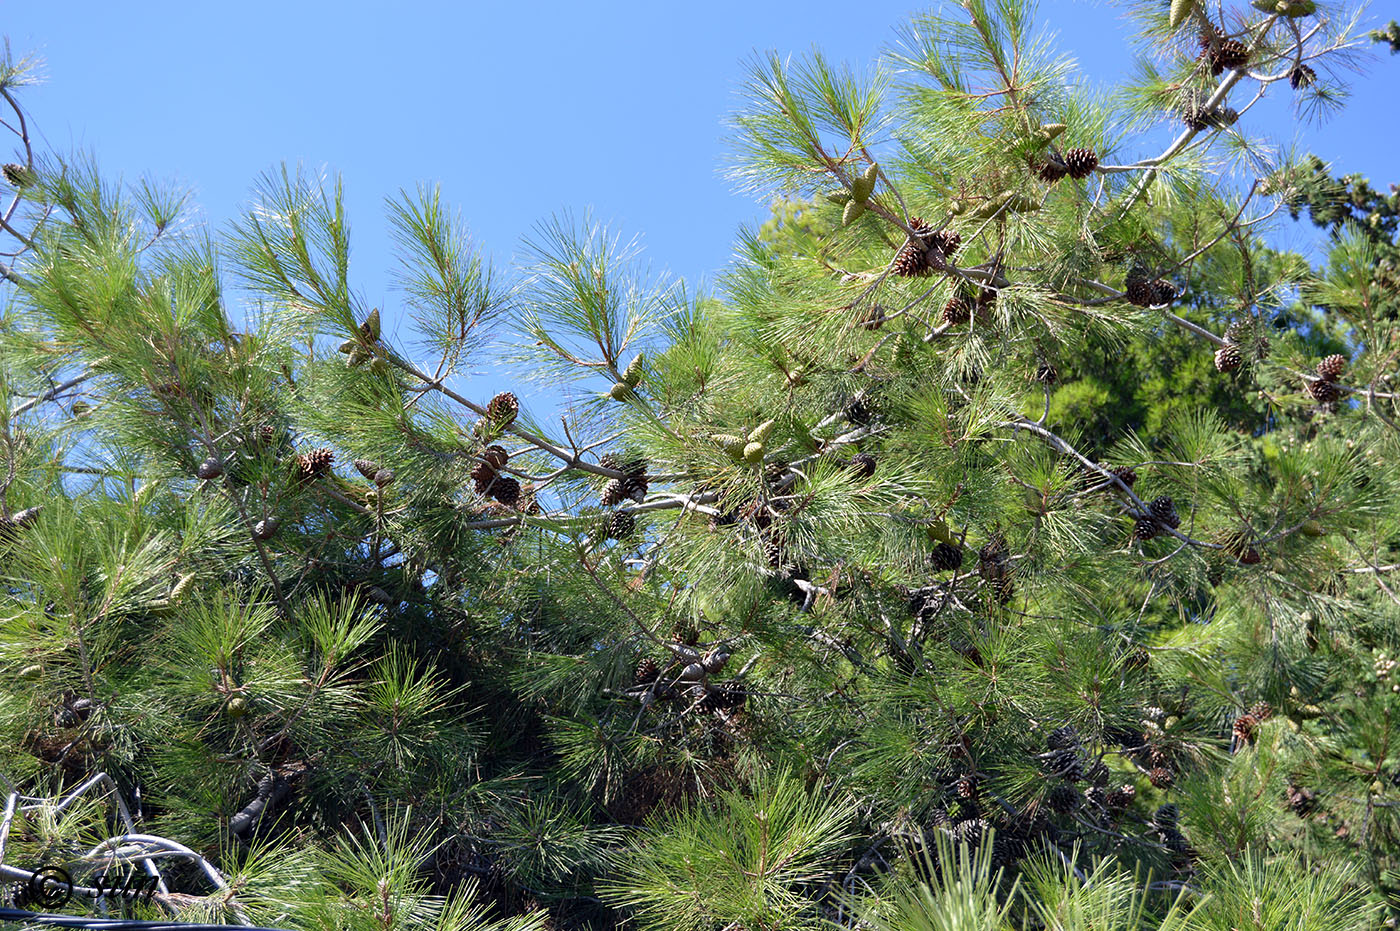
[2,2,1399,929]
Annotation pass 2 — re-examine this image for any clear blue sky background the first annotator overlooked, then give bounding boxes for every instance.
[3,0,1397,404]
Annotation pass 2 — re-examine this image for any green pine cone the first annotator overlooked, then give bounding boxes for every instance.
[743,442,766,465]
[851,166,876,203]
[842,198,866,226]
[622,353,644,387]
[359,308,381,341]
[1169,0,1196,28]
[711,433,748,460]
[748,419,775,445]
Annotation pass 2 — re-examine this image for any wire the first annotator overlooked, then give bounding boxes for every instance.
[0,907,293,931]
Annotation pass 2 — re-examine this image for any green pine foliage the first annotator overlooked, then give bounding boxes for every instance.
[3,2,1400,928]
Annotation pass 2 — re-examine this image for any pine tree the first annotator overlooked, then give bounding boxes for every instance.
[3,4,1400,929]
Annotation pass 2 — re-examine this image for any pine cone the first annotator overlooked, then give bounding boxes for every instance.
[1035,363,1058,384]
[928,229,962,261]
[1287,784,1317,816]
[296,447,335,481]
[1290,64,1317,89]
[1232,713,1259,744]
[197,457,225,480]
[1152,803,1179,831]
[1317,354,1346,380]
[848,452,877,478]
[1305,378,1341,405]
[1148,496,1180,529]
[1109,465,1138,489]
[600,479,626,507]
[1249,700,1273,721]
[373,468,395,488]
[621,474,649,503]
[1148,766,1174,789]
[1214,345,1242,372]
[716,681,747,710]
[3,163,34,187]
[845,396,875,425]
[942,296,972,325]
[955,774,978,799]
[1203,37,1250,75]
[1134,517,1159,541]
[0,506,42,546]
[893,217,936,277]
[1106,784,1136,810]
[1047,782,1080,814]
[1151,279,1178,305]
[483,445,510,470]
[353,458,380,481]
[1063,147,1099,179]
[1047,725,1081,752]
[765,538,785,572]
[1042,748,1085,781]
[634,657,660,685]
[607,510,636,540]
[930,542,964,571]
[251,518,279,541]
[1037,152,1069,182]
[490,476,521,507]
[485,391,519,425]
[1124,270,1157,307]
[1224,320,1250,345]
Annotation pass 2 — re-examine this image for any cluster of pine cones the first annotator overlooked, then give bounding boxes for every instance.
[893,218,962,278]
[472,444,520,506]
[1133,495,1181,541]
[1123,266,1178,307]
[1036,147,1099,183]
[1199,26,1250,76]
[600,453,648,506]
[1214,320,1270,372]
[1231,700,1273,747]
[1306,353,1347,409]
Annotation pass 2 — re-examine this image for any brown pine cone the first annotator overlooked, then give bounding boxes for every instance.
[1109,465,1138,489]
[601,479,626,507]
[1106,784,1136,810]
[1148,766,1174,789]
[1037,152,1069,182]
[490,476,521,506]
[1232,713,1259,745]
[296,447,335,481]
[1063,147,1099,179]
[1214,345,1242,372]
[942,296,971,325]
[634,657,660,685]
[930,543,964,572]
[892,217,936,277]
[485,391,519,425]
[1305,378,1341,405]
[1316,354,1346,380]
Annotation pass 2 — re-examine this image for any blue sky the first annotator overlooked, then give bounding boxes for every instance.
[3,1,1397,402]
